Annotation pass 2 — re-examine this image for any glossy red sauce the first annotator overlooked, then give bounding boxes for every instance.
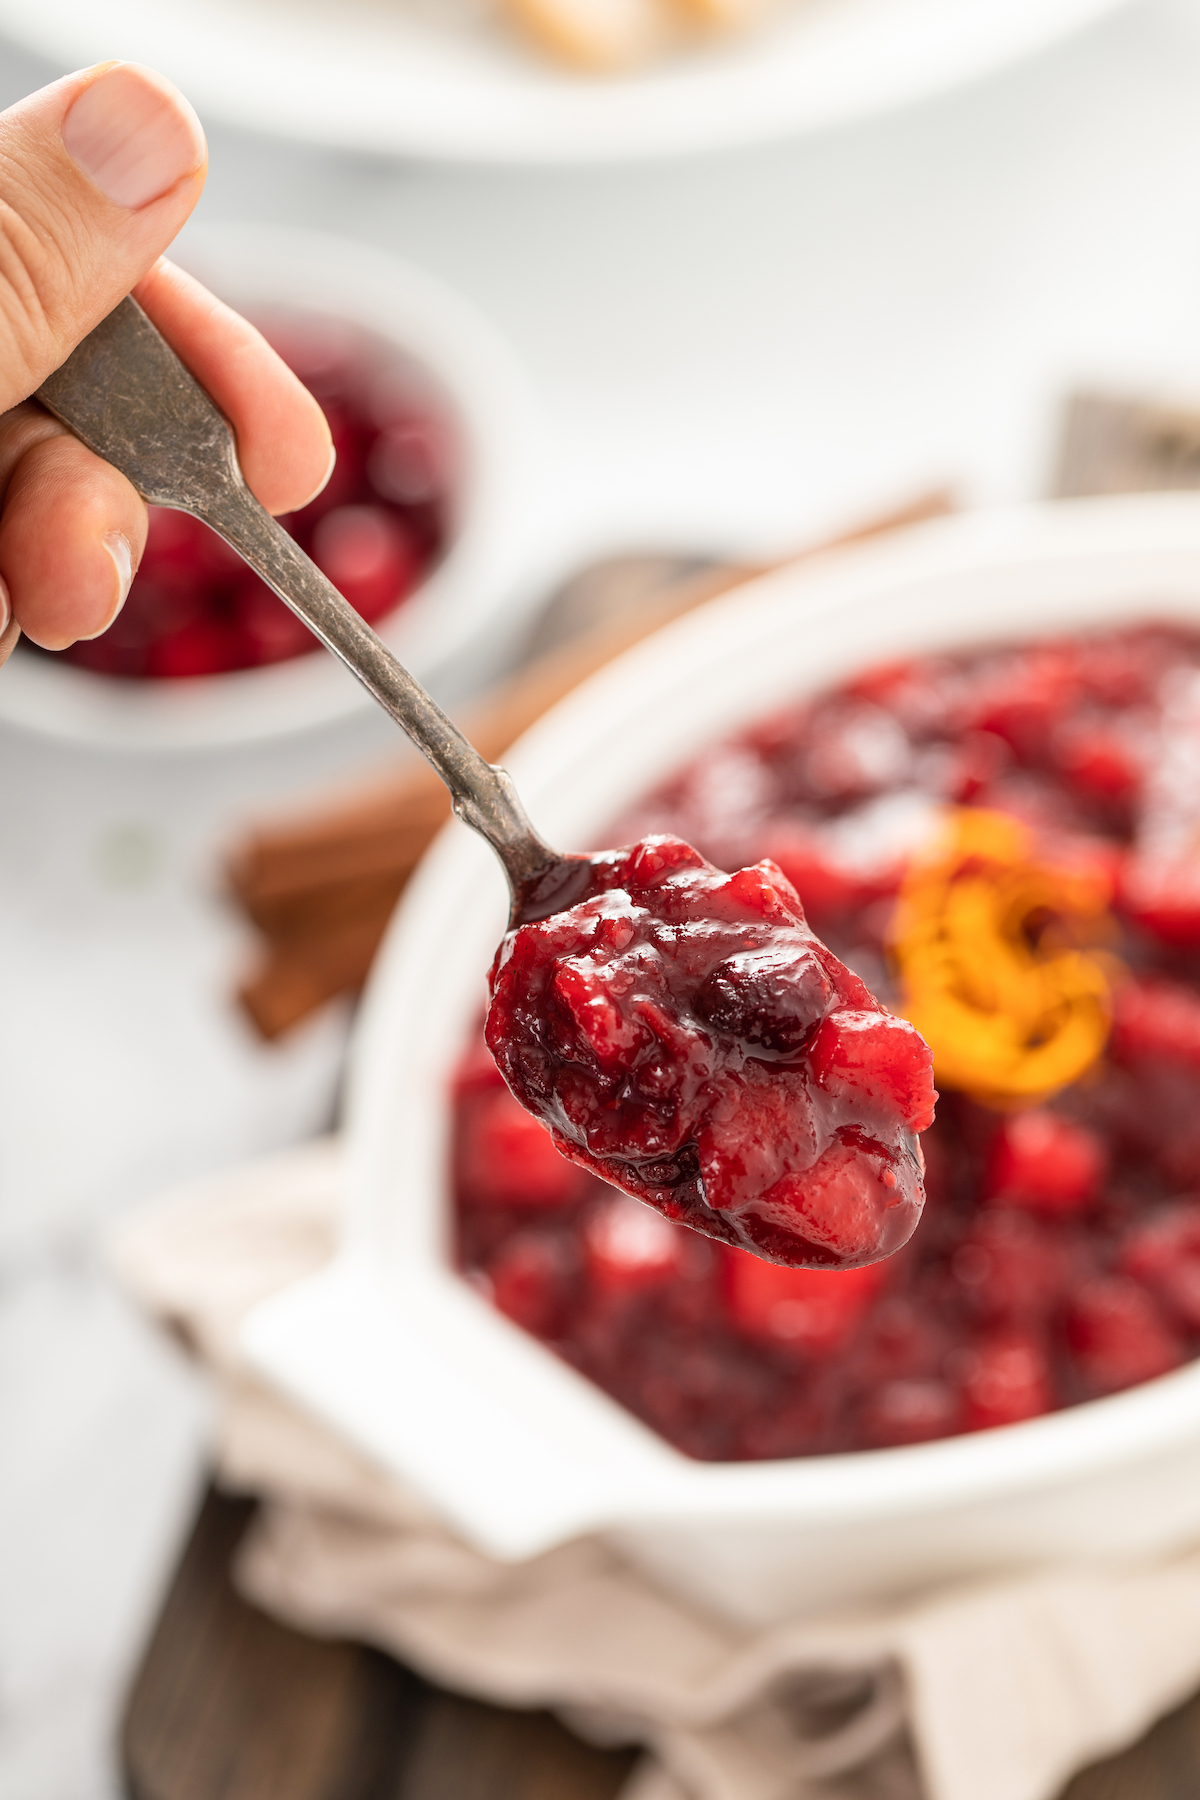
[455,624,1200,1459]
[45,315,454,679]
[486,836,933,1269]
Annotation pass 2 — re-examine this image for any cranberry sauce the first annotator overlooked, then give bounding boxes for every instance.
[46,315,455,680]
[485,836,934,1269]
[456,623,1200,1460]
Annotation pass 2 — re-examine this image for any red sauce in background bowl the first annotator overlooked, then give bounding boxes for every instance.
[40,313,457,681]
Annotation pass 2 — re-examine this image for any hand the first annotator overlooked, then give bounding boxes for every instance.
[0,63,333,667]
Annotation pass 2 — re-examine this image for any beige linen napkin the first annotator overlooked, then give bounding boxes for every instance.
[113,1141,1200,1800]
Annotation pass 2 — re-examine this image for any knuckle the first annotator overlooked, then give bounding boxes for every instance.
[0,185,88,408]
[0,205,52,379]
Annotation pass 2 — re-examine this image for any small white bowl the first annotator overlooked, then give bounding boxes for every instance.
[0,224,544,750]
[245,493,1200,1627]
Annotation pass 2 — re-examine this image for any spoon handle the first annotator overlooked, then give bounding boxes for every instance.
[36,295,554,890]
[202,486,550,880]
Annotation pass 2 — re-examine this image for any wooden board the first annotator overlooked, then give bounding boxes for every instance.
[123,1486,1200,1800]
[122,1487,637,1800]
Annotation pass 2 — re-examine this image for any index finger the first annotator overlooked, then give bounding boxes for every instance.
[133,257,334,517]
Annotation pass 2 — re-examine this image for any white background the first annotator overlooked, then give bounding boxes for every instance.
[5,0,1200,1790]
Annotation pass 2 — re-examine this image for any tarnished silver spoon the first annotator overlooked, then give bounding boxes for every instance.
[36,296,934,1274]
[36,295,582,924]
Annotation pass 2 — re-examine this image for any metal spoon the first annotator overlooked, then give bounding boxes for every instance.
[36,296,585,923]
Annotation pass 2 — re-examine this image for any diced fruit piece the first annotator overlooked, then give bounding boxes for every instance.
[1119,857,1200,949]
[1121,1202,1200,1330]
[747,1134,919,1269]
[722,1247,885,1355]
[233,576,315,666]
[1053,721,1142,804]
[1066,1277,1184,1395]
[955,1329,1054,1431]
[148,616,245,679]
[765,829,887,929]
[949,1210,1066,1322]
[367,419,449,505]
[807,1010,937,1134]
[458,1087,582,1209]
[584,1195,687,1294]
[551,960,653,1073]
[859,1378,960,1448]
[982,1111,1106,1215]
[487,1232,574,1337]
[1111,978,1200,1070]
[312,505,419,622]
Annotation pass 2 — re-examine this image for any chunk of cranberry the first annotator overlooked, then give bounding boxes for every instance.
[458,1087,584,1209]
[742,1131,919,1267]
[1052,720,1143,806]
[486,1231,575,1338]
[693,946,832,1054]
[367,419,450,506]
[764,829,887,931]
[949,1210,1067,1322]
[311,505,419,623]
[808,1011,938,1135]
[858,1377,961,1449]
[148,616,247,679]
[233,576,316,666]
[722,1247,886,1356]
[1065,1276,1184,1395]
[1120,1202,1200,1330]
[1119,859,1200,950]
[945,730,1011,804]
[486,836,933,1270]
[1111,979,1200,1071]
[982,1111,1106,1215]
[967,647,1080,761]
[954,1328,1054,1432]
[583,1195,688,1296]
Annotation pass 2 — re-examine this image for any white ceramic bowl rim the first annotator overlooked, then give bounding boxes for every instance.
[247,493,1200,1565]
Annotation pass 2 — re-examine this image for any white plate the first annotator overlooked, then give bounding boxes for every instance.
[0,224,544,750]
[246,493,1200,1626]
[1,0,1132,164]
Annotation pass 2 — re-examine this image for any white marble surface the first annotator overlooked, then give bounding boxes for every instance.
[6,2,1200,1792]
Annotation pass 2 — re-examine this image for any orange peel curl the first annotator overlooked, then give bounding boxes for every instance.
[890,809,1117,1106]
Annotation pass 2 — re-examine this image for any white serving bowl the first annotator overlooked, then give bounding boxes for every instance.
[0,224,543,750]
[0,0,1132,164]
[245,493,1200,1628]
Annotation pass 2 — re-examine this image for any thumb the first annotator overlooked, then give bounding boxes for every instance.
[0,63,206,414]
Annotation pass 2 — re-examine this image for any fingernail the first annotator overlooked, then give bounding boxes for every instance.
[62,63,206,210]
[0,572,10,636]
[294,439,338,513]
[80,532,133,640]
